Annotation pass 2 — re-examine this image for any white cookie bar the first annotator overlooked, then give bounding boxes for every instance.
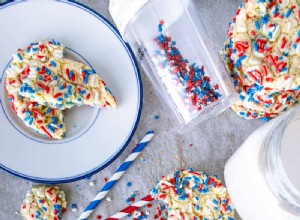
[18,40,116,109]
[6,56,65,139]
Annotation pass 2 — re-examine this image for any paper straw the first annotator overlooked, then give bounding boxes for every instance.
[78,131,154,220]
[106,195,155,220]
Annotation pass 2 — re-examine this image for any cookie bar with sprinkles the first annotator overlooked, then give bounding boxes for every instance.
[222,0,300,120]
[6,52,65,139]
[150,169,235,220]
[152,20,222,122]
[21,185,67,220]
[18,40,116,109]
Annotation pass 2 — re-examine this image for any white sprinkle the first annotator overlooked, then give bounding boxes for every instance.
[89,180,96,186]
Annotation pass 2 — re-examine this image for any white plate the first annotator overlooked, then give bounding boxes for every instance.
[0,0,142,183]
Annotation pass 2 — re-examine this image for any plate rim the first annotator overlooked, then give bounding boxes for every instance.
[0,0,143,184]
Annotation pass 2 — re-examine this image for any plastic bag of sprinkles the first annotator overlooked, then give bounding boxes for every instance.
[109,0,237,130]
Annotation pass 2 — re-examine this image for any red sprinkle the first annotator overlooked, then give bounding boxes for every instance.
[9,80,16,85]
[280,37,287,49]
[41,126,52,138]
[37,82,50,93]
[32,109,43,117]
[54,93,63,98]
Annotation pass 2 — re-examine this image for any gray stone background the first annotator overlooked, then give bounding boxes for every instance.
[0,0,264,219]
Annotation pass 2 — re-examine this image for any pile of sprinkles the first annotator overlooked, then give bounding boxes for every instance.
[152,20,222,122]
[20,186,67,220]
[151,169,235,220]
[222,0,300,120]
[5,39,116,139]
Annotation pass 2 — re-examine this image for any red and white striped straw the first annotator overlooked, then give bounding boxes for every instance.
[106,195,154,220]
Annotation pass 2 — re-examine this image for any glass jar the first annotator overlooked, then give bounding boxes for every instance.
[109,0,237,130]
[225,107,300,219]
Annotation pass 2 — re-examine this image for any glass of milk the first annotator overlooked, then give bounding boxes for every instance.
[225,107,300,219]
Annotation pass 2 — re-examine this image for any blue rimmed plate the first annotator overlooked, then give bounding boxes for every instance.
[0,0,142,183]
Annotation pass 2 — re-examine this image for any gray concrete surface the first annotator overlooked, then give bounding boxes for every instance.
[0,0,263,219]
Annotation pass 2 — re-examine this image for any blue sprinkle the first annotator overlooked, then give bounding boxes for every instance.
[29,117,33,125]
[268,32,273,39]
[286,9,292,18]
[51,39,60,46]
[261,14,269,24]
[105,87,112,94]
[50,60,57,67]
[71,203,77,209]
[255,21,260,30]
[240,55,246,61]
[254,41,258,51]
[24,116,31,121]
[293,44,297,49]
[57,97,63,102]
[79,90,86,95]
[35,210,41,218]
[17,53,23,60]
[261,117,270,122]
[47,125,56,134]
[53,75,58,80]
[41,207,47,212]
[52,117,58,124]
[273,5,279,15]
[69,70,74,79]
[126,182,132,187]
[45,67,51,75]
